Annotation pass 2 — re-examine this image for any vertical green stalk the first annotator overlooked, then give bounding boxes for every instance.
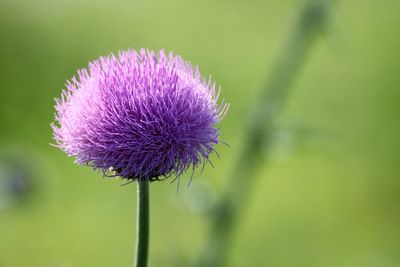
[195,0,331,266]
[134,180,149,267]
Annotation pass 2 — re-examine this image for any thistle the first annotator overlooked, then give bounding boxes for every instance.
[51,49,228,267]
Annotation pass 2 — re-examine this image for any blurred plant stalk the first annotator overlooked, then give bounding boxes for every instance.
[194,0,331,266]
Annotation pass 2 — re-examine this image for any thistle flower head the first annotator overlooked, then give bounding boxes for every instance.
[52,49,228,181]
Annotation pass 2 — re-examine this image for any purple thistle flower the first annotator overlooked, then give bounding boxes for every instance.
[52,49,228,181]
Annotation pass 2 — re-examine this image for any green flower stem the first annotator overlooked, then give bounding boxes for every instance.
[134,180,149,267]
[195,1,331,266]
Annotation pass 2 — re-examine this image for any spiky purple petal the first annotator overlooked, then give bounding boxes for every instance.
[52,49,228,181]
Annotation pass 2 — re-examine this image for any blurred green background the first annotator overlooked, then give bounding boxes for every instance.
[1,0,400,266]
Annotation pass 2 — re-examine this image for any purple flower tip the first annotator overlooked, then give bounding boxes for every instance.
[52,49,228,181]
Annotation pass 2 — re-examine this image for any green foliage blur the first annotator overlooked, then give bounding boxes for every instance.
[0,0,399,266]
